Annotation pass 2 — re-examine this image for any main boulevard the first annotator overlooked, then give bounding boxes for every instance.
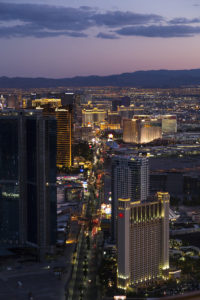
[67,168,103,300]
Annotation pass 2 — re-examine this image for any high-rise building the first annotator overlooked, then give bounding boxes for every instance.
[123,119,140,143]
[123,118,162,144]
[56,107,73,168]
[132,114,177,135]
[111,96,130,111]
[112,99,122,111]
[32,98,73,169]
[117,192,169,290]
[0,95,6,109]
[0,110,57,258]
[60,92,75,106]
[121,96,130,107]
[111,156,149,240]
[118,106,135,127]
[0,112,19,246]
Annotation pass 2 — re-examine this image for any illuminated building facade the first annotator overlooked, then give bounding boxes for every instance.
[123,119,140,143]
[117,192,169,290]
[0,95,6,109]
[123,118,162,144]
[32,98,73,168]
[32,98,62,109]
[56,108,73,168]
[127,114,177,137]
[22,98,27,108]
[82,108,107,127]
[0,110,57,257]
[111,156,149,241]
[100,122,121,130]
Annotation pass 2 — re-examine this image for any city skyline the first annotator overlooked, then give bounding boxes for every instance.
[1,0,200,78]
[1,86,200,298]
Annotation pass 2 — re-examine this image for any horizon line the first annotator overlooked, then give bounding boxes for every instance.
[1,67,200,80]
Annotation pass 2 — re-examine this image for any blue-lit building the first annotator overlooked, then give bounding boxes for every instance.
[0,110,57,257]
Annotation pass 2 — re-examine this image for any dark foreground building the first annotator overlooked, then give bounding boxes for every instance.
[0,110,57,259]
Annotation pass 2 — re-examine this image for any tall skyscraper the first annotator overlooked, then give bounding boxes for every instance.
[0,112,19,245]
[56,107,73,168]
[0,110,57,258]
[117,192,170,290]
[32,98,73,169]
[111,156,149,240]
[55,93,75,168]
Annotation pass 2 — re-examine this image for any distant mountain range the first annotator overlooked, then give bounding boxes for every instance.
[1,69,200,88]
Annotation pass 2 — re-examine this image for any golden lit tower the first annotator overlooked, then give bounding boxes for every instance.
[56,106,73,168]
[33,98,73,169]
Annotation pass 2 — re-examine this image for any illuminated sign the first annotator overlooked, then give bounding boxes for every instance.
[82,181,88,189]
[2,192,19,198]
[101,203,111,215]
[118,212,124,218]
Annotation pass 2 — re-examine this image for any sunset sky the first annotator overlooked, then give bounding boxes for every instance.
[1,0,200,78]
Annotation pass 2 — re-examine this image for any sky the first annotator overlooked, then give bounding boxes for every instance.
[1,0,200,78]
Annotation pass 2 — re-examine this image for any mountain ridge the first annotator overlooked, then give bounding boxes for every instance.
[1,69,200,88]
